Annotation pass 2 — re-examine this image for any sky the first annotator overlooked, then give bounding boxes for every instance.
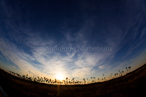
[0,0,146,80]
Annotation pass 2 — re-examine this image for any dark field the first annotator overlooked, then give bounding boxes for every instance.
[0,64,146,97]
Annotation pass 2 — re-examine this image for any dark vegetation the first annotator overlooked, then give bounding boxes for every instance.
[5,66,132,85]
[0,64,146,97]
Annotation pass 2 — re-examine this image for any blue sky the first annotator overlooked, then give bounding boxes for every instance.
[0,0,146,80]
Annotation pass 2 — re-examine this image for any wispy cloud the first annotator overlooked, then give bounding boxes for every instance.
[0,0,146,81]
[0,38,48,77]
[0,34,113,79]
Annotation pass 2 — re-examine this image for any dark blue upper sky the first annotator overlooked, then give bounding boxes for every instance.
[0,0,146,80]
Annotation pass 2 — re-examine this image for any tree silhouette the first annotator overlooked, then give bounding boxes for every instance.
[128,66,131,72]
[110,73,113,79]
[55,78,57,83]
[121,71,124,76]
[118,70,122,77]
[87,78,88,84]
[8,69,135,85]
[16,73,21,77]
[83,78,86,84]
[98,78,100,81]
[126,67,128,72]
[22,75,25,79]
[114,73,118,78]
[103,74,106,80]
[72,78,74,84]
[26,74,28,79]
[66,77,68,84]
[28,77,32,81]
[34,77,37,82]
[93,77,95,82]
[91,77,93,83]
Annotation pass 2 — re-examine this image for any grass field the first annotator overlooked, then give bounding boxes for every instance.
[0,64,146,97]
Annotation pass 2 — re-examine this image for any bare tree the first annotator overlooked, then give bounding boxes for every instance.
[66,77,68,84]
[83,78,86,84]
[72,78,74,84]
[126,67,128,72]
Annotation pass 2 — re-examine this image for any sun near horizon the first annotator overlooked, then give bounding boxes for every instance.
[56,73,65,81]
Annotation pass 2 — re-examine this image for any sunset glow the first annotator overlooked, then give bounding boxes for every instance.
[0,0,146,81]
[56,73,64,81]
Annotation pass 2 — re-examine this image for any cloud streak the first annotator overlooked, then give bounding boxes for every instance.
[0,0,146,81]
[0,35,113,79]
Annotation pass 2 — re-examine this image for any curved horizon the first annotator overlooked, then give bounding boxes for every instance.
[0,0,146,81]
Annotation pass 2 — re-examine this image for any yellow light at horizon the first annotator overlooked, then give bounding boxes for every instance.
[56,73,64,81]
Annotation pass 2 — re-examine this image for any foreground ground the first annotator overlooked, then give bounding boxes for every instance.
[0,64,146,97]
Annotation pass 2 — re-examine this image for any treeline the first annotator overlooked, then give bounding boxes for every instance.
[9,66,131,85]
